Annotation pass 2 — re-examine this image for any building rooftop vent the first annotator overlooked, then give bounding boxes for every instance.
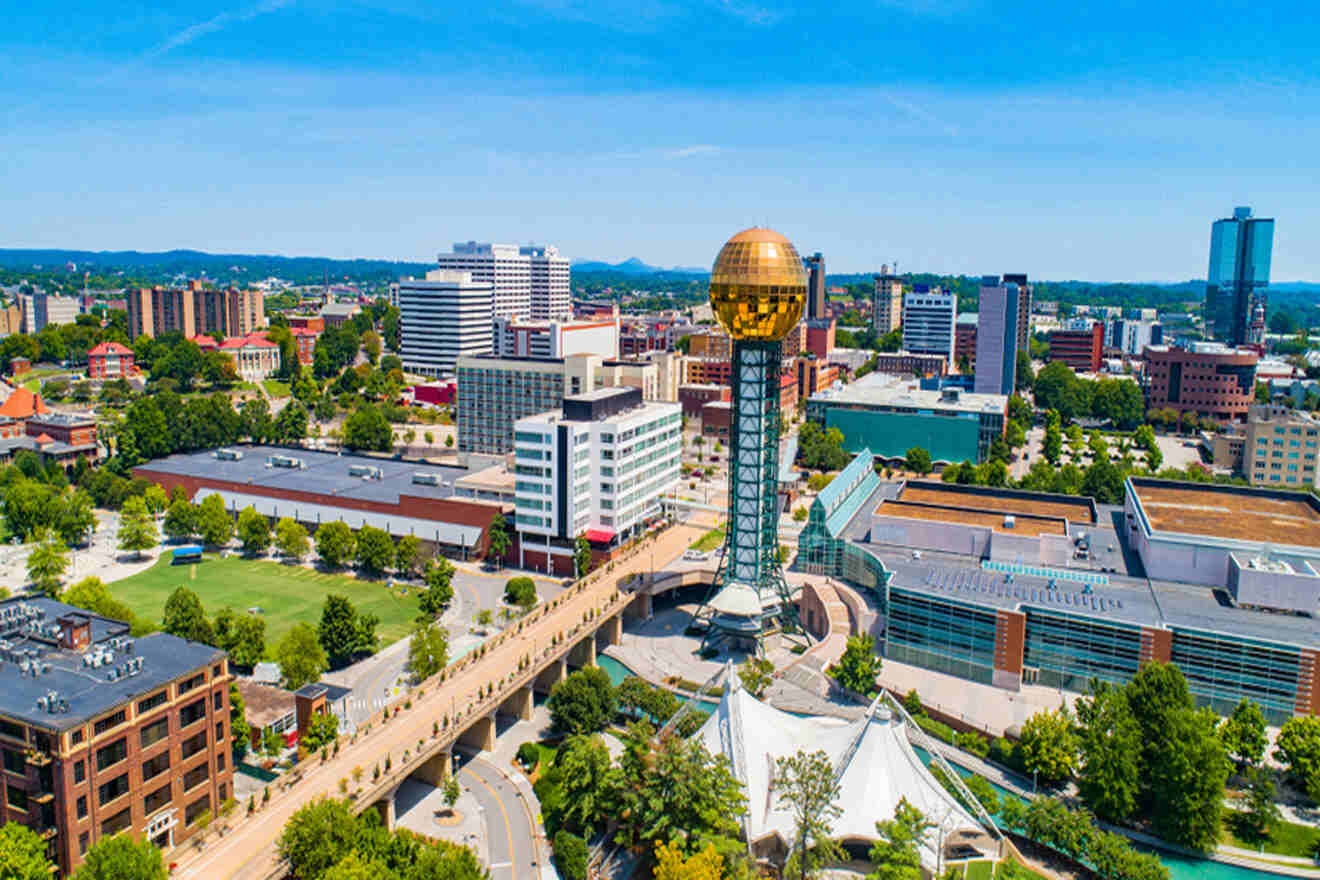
[268,455,305,469]
[215,448,244,461]
[348,464,382,480]
[412,473,442,487]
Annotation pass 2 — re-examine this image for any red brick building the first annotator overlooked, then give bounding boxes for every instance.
[805,318,836,359]
[87,342,136,380]
[955,319,978,372]
[1048,322,1104,372]
[288,327,319,365]
[797,358,839,402]
[685,358,732,386]
[679,384,730,418]
[1144,344,1259,421]
[287,315,325,333]
[701,400,731,440]
[9,357,31,378]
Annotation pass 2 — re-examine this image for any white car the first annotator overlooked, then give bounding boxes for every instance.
[683,549,711,562]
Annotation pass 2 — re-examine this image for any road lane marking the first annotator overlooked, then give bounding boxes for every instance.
[464,767,517,876]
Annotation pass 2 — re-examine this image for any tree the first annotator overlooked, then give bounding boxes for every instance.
[0,823,54,880]
[394,534,423,578]
[407,621,448,681]
[60,577,138,629]
[220,612,266,669]
[354,526,395,575]
[613,733,746,857]
[315,521,357,568]
[1076,683,1141,823]
[163,499,198,541]
[830,634,880,696]
[1081,458,1124,504]
[1274,716,1320,802]
[230,682,251,759]
[318,594,376,669]
[1239,766,1281,844]
[866,797,931,880]
[71,836,166,880]
[654,840,723,880]
[196,493,234,548]
[117,496,158,559]
[419,557,455,617]
[1221,699,1268,770]
[321,853,393,880]
[25,529,68,596]
[301,711,340,752]
[487,513,511,565]
[553,830,588,880]
[56,490,98,547]
[276,623,328,691]
[573,534,592,578]
[1042,421,1063,465]
[442,776,461,814]
[1147,706,1229,850]
[903,447,931,475]
[547,666,617,735]
[276,517,310,561]
[342,405,392,452]
[504,576,538,609]
[739,656,774,698]
[277,797,359,880]
[1015,348,1034,391]
[776,749,844,880]
[163,586,215,645]
[237,506,271,556]
[555,734,616,834]
[797,422,849,471]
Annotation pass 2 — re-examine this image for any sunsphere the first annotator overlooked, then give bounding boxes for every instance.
[709,227,808,341]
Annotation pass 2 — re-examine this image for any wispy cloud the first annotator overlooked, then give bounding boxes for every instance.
[667,144,722,158]
[142,0,294,61]
[715,0,785,26]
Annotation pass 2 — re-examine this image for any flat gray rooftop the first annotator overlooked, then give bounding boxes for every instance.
[0,597,222,732]
[137,445,472,506]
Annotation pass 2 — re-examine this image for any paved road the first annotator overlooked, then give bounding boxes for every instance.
[455,754,538,880]
[173,521,702,880]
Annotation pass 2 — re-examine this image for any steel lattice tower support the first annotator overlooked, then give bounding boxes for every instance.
[697,339,804,653]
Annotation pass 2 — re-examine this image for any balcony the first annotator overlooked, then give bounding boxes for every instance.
[24,749,52,767]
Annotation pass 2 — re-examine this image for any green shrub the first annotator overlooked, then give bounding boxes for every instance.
[917,715,956,744]
[517,742,540,769]
[554,830,588,880]
[504,577,538,608]
[956,731,990,758]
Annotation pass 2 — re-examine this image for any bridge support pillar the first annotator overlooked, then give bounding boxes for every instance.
[371,795,396,831]
[413,748,452,786]
[458,713,496,753]
[534,658,567,696]
[499,685,534,721]
[625,592,653,621]
[569,634,596,668]
[600,614,622,647]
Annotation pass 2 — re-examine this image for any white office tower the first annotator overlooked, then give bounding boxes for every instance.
[437,242,533,321]
[520,245,572,321]
[397,270,494,377]
[901,288,957,368]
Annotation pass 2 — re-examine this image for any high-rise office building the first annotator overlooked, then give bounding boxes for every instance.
[20,293,80,334]
[397,270,494,377]
[804,252,826,320]
[1205,207,1274,346]
[519,245,572,321]
[437,241,573,323]
[872,265,902,334]
[901,287,956,368]
[974,276,1019,395]
[1002,273,1032,354]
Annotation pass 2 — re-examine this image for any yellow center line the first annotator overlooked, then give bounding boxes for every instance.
[464,766,517,876]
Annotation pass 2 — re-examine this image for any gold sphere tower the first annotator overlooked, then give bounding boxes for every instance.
[696,228,810,654]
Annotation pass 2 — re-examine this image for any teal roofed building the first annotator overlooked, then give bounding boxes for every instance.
[796,448,891,595]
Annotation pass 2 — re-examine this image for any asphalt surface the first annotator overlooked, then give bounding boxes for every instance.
[455,754,540,880]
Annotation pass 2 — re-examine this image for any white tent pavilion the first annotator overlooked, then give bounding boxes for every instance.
[693,668,996,873]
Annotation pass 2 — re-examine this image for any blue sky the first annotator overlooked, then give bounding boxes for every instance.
[2,0,1317,280]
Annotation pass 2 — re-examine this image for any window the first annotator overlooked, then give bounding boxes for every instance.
[101,807,131,836]
[7,784,28,809]
[213,691,223,712]
[71,730,83,746]
[141,717,170,750]
[212,663,222,678]
[179,698,206,728]
[2,749,23,774]
[138,691,168,716]
[141,751,170,782]
[144,784,172,816]
[185,795,211,827]
[74,760,85,783]
[76,796,87,819]
[93,711,126,737]
[218,783,227,803]
[181,731,207,760]
[178,674,205,695]
[217,752,225,771]
[96,738,128,773]
[98,773,129,806]
[216,723,224,743]
[0,719,23,741]
[79,832,88,856]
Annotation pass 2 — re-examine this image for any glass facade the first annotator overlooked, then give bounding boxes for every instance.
[1205,209,1274,346]
[1022,607,1143,693]
[884,587,998,686]
[1170,627,1301,724]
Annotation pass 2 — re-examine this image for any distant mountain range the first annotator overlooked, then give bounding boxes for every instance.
[571,257,708,275]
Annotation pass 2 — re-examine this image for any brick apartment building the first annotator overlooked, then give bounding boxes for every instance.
[679,384,730,418]
[1145,343,1259,421]
[805,318,835,359]
[1048,321,1104,372]
[126,282,264,341]
[796,357,839,401]
[0,597,232,876]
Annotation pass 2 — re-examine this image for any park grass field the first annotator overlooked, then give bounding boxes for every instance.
[109,552,421,652]
[688,526,725,553]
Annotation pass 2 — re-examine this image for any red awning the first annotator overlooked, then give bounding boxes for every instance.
[584,528,616,543]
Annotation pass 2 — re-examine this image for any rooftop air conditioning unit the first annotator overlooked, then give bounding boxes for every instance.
[215,448,245,461]
[348,465,382,480]
[412,473,442,487]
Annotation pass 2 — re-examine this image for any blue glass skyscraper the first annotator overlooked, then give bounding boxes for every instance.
[1205,207,1274,346]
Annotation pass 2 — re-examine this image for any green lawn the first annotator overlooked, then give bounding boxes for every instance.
[262,379,291,398]
[688,527,725,553]
[1224,810,1320,858]
[108,553,420,654]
